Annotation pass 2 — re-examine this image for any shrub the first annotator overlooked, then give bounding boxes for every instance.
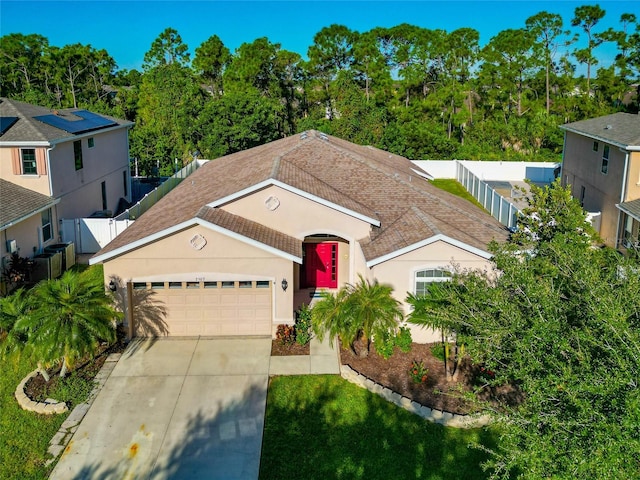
[374,331,396,359]
[409,360,428,384]
[430,343,446,362]
[394,326,412,352]
[295,304,312,346]
[276,324,295,345]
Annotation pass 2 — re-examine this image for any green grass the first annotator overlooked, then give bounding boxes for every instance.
[260,375,498,479]
[429,179,486,211]
[0,352,68,480]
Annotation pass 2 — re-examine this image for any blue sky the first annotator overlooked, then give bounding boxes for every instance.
[1,1,635,72]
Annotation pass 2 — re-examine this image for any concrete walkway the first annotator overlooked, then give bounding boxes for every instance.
[268,336,340,375]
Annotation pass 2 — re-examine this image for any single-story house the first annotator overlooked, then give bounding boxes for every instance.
[91,131,508,342]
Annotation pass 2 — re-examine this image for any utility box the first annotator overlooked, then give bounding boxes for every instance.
[44,242,76,272]
[31,252,63,283]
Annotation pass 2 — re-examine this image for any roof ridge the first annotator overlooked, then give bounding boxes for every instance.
[410,205,442,235]
[277,155,379,221]
[270,155,281,178]
[379,162,507,235]
[314,136,499,229]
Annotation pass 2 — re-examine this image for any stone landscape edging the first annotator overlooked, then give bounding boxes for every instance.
[339,364,492,428]
[15,370,68,415]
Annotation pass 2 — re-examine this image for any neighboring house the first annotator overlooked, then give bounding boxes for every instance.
[0,179,60,294]
[560,112,640,249]
[91,131,508,342]
[0,97,133,268]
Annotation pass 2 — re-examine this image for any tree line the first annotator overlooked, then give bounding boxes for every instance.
[2,5,639,175]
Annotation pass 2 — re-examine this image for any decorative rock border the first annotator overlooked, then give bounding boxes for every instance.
[15,370,68,415]
[339,364,492,429]
[45,353,121,465]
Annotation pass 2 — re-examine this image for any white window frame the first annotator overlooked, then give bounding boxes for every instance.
[21,148,37,175]
[601,145,610,175]
[41,208,53,243]
[414,268,452,296]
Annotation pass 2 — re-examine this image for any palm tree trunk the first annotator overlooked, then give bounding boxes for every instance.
[38,362,50,382]
[59,358,68,378]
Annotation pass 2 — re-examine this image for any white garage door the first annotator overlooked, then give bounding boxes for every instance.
[132,280,272,337]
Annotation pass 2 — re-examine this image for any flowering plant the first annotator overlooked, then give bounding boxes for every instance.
[478,366,496,381]
[276,324,295,345]
[409,360,428,384]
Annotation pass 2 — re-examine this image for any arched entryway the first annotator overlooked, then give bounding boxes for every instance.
[294,234,350,310]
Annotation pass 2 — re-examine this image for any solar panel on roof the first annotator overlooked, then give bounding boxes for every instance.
[33,110,118,134]
[0,116,18,135]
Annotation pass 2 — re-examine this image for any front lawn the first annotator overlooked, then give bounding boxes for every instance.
[260,375,497,479]
[0,352,67,480]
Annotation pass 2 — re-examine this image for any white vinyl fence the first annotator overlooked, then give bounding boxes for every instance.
[61,218,134,254]
[456,162,519,229]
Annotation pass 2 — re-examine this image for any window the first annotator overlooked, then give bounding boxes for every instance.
[101,181,107,210]
[151,282,164,289]
[239,281,252,288]
[204,282,218,288]
[21,148,37,174]
[221,281,235,288]
[123,171,128,197]
[133,282,146,290]
[414,269,451,296]
[88,137,94,148]
[592,141,599,152]
[601,145,610,174]
[186,281,200,289]
[41,208,52,242]
[256,281,270,288]
[73,140,83,170]
[169,282,182,289]
[622,215,637,249]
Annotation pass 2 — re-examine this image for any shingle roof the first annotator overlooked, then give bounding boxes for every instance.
[196,206,302,259]
[561,113,640,147]
[0,97,132,143]
[0,179,58,230]
[619,198,640,222]
[94,131,508,262]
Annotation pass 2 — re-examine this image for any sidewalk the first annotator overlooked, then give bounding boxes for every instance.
[269,336,340,375]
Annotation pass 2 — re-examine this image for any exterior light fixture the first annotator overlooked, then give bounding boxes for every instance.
[108,280,117,292]
[281,278,288,292]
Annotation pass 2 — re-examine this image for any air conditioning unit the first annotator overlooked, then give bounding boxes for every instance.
[31,251,63,282]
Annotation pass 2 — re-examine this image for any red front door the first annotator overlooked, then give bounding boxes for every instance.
[303,243,338,288]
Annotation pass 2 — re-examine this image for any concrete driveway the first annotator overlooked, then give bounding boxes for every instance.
[49,337,271,480]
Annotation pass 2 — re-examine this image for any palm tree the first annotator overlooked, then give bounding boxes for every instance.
[13,268,120,377]
[312,275,404,357]
[311,287,358,354]
[0,288,32,368]
[345,276,404,356]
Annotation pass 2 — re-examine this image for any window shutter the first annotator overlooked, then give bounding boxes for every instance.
[36,149,47,175]
[11,148,21,174]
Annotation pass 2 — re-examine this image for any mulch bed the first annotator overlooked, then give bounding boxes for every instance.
[271,340,310,356]
[24,327,129,404]
[340,341,522,416]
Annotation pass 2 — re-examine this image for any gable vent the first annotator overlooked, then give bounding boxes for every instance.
[319,132,328,141]
[300,131,308,139]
